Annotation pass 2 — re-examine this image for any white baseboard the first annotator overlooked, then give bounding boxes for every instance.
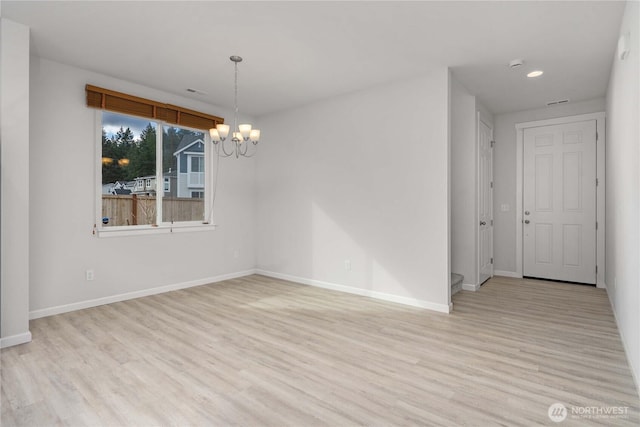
[494,270,521,278]
[462,283,481,292]
[604,286,640,397]
[29,269,257,320]
[0,331,32,348]
[256,269,452,313]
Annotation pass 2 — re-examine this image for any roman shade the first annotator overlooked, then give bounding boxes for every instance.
[86,84,224,130]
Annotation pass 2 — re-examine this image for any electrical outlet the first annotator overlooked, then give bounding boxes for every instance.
[233,249,239,259]
[344,260,351,271]
[86,270,94,281]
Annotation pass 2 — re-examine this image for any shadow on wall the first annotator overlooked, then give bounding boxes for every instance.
[256,74,450,307]
[254,67,458,309]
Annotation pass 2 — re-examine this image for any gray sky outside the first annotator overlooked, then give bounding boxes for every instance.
[102,111,154,139]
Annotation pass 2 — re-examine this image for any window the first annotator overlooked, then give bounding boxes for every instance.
[101,112,157,227]
[162,125,206,223]
[99,111,210,230]
[188,155,205,187]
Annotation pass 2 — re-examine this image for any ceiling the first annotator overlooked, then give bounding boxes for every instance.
[2,1,625,116]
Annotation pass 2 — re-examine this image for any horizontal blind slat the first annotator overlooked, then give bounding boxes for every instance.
[86,84,224,130]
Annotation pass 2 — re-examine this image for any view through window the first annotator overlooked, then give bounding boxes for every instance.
[162,124,206,223]
[101,112,206,227]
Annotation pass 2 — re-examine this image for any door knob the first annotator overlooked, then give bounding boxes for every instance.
[524,219,530,224]
[525,211,530,215]
[480,221,486,226]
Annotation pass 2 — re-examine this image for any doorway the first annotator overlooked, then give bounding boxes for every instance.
[523,120,596,284]
[478,118,494,285]
[515,113,605,287]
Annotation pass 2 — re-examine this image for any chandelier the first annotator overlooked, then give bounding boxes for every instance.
[209,56,261,158]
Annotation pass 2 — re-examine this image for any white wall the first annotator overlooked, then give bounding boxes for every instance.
[450,75,494,289]
[256,69,451,311]
[605,0,639,391]
[450,76,477,286]
[0,19,31,347]
[476,102,493,131]
[28,57,256,314]
[492,98,606,274]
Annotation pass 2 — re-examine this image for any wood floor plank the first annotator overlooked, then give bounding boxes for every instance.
[1,275,638,426]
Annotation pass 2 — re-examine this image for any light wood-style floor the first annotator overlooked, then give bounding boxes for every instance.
[2,275,639,426]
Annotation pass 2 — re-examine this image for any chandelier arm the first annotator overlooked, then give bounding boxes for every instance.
[218,139,235,157]
[213,143,229,158]
[239,143,258,158]
[238,142,249,157]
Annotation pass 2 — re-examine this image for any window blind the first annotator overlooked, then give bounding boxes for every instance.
[86,84,224,130]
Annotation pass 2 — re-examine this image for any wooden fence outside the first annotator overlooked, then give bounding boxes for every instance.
[102,195,204,226]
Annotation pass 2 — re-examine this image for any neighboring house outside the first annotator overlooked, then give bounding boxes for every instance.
[133,175,157,195]
[104,175,177,197]
[163,168,177,198]
[173,134,205,199]
[103,133,205,199]
[112,188,132,195]
[102,180,135,195]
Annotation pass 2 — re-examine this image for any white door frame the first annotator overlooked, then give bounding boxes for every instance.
[477,114,494,288]
[515,112,605,288]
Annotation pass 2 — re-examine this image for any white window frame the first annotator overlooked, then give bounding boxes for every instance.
[95,111,216,237]
[187,154,205,188]
[163,177,170,193]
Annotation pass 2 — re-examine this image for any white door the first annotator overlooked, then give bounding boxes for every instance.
[478,119,493,285]
[523,120,596,284]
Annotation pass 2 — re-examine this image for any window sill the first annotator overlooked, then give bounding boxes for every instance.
[96,222,217,238]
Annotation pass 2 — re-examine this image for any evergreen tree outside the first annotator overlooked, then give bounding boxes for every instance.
[102,117,206,197]
[101,129,121,184]
[163,126,181,174]
[101,113,207,225]
[101,122,157,184]
[129,123,156,179]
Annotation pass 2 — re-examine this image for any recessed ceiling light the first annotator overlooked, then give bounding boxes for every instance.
[527,70,544,78]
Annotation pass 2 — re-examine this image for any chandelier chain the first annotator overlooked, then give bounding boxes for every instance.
[233,61,239,134]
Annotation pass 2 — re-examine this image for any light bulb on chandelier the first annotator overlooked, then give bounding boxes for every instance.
[209,55,261,158]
